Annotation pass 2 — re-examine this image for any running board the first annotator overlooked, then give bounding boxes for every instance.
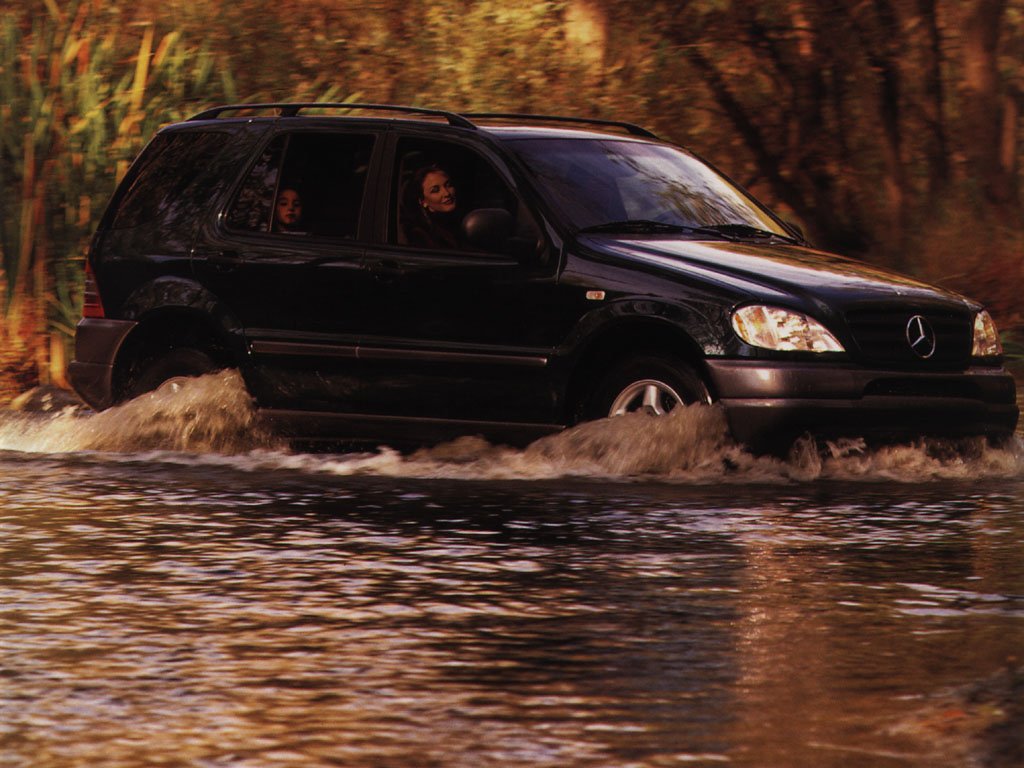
[257,409,565,448]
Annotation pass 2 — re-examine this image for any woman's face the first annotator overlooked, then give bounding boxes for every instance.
[276,188,303,227]
[420,171,457,213]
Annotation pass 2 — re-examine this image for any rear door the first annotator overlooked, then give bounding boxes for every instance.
[195,126,382,410]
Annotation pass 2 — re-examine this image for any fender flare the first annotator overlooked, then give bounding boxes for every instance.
[119,276,246,355]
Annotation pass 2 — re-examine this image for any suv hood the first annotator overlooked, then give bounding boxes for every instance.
[584,235,975,311]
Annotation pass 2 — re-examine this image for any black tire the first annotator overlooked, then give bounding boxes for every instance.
[583,354,711,421]
[126,348,218,399]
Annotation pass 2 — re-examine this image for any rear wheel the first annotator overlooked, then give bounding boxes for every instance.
[585,354,711,420]
[126,348,218,400]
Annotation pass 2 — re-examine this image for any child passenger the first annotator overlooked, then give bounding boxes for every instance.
[274,187,305,233]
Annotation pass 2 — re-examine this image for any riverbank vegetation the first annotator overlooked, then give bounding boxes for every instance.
[1,0,1022,400]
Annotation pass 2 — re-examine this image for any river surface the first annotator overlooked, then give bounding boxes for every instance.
[2,372,1023,767]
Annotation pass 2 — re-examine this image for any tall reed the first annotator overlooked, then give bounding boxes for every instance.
[0,1,234,398]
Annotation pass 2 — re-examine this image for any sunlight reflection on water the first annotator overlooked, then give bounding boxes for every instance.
[2,446,1024,766]
[1,372,1023,766]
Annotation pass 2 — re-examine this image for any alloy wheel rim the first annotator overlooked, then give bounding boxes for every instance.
[609,379,683,417]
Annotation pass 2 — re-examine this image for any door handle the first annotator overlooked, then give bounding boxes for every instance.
[202,250,243,273]
[372,259,403,284]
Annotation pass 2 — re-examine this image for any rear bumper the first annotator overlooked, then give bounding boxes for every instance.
[67,318,137,410]
[705,359,1019,450]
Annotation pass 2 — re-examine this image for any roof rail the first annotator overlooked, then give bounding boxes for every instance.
[462,112,658,138]
[187,103,658,138]
[188,102,476,129]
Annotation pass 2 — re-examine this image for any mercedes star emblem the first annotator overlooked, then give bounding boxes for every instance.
[905,315,936,358]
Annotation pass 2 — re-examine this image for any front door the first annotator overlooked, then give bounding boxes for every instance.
[357,134,573,425]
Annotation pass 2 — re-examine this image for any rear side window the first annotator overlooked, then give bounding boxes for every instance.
[226,132,375,239]
[226,136,285,231]
[110,132,228,230]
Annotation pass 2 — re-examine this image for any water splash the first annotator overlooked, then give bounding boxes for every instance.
[0,370,1020,483]
[0,370,274,455]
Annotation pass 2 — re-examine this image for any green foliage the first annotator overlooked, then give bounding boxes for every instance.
[0,1,240,392]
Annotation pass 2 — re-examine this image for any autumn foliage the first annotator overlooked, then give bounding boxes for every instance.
[0,0,1021,398]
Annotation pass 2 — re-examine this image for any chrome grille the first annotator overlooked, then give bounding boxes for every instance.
[845,308,972,368]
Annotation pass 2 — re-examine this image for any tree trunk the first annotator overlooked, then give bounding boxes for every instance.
[916,0,949,197]
[1001,87,1020,206]
[961,0,1014,208]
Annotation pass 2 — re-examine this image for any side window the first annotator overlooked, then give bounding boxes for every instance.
[392,137,541,256]
[227,132,375,239]
[226,135,285,231]
[112,131,229,230]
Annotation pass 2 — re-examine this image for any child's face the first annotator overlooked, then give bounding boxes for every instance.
[276,189,302,226]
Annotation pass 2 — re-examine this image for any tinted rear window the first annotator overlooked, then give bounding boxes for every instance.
[110,131,229,230]
[226,131,376,238]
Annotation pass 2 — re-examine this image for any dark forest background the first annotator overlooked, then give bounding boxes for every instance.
[1,0,1021,399]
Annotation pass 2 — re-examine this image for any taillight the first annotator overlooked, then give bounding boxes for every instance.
[82,260,105,318]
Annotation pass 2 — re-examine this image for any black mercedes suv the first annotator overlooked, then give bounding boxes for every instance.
[68,103,1019,451]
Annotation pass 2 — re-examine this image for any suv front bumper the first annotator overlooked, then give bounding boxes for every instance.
[705,359,1020,451]
[67,318,137,410]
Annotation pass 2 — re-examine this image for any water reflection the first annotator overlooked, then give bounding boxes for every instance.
[1,376,1023,766]
[3,453,1023,766]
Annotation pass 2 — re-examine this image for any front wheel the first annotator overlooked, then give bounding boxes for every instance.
[585,354,711,421]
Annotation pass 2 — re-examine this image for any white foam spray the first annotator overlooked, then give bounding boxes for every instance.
[0,370,273,455]
[0,371,1019,484]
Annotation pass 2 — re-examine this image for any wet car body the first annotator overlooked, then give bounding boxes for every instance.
[564,236,1017,449]
[69,104,1019,452]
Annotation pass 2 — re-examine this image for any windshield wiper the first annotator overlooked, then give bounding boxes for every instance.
[578,220,727,237]
[697,223,799,243]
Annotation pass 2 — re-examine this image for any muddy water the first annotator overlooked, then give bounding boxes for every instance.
[1,372,1023,767]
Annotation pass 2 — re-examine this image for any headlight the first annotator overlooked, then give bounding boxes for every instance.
[972,310,1003,357]
[732,305,844,353]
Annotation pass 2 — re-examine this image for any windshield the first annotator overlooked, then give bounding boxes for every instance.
[508,138,789,236]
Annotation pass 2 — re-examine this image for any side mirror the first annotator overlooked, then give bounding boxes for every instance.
[462,208,514,253]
